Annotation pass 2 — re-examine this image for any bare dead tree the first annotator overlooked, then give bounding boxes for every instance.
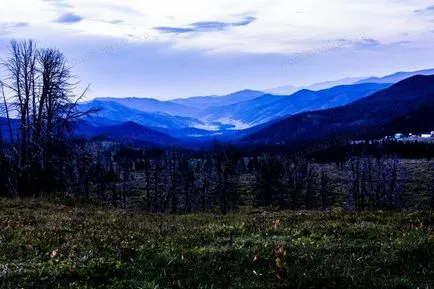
[1,41,37,194]
[0,40,96,196]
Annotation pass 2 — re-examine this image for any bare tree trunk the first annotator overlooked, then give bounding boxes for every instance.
[0,82,16,152]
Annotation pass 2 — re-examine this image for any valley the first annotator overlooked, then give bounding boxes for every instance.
[72,70,434,149]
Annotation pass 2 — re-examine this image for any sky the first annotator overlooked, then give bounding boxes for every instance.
[0,0,433,100]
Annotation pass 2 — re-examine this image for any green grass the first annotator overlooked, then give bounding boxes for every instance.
[1,199,433,288]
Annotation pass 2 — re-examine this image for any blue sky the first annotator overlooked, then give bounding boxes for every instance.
[0,0,433,100]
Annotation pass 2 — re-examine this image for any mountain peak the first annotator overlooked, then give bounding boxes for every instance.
[389,74,434,89]
[227,89,265,96]
[120,121,144,127]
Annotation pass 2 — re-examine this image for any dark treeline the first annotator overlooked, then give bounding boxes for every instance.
[238,140,434,162]
[47,141,434,213]
[311,141,434,163]
[0,40,433,213]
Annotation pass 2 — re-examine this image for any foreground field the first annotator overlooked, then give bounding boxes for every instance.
[0,199,433,289]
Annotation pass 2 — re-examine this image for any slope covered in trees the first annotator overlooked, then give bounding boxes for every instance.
[243,75,434,146]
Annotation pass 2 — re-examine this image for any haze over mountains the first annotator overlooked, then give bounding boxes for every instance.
[171,90,266,110]
[78,100,204,129]
[78,121,179,146]
[199,83,390,128]
[265,77,366,95]
[244,75,434,146]
[72,68,434,147]
[264,68,434,95]
[94,97,200,117]
[355,69,434,85]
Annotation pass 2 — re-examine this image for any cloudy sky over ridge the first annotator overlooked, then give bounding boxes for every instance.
[0,0,433,99]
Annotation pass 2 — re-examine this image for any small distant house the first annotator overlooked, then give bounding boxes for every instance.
[394,133,404,139]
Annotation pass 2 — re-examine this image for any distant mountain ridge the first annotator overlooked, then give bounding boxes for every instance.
[5,73,434,148]
[79,121,180,147]
[265,68,434,95]
[71,68,434,148]
[171,89,266,109]
[265,77,365,95]
[243,75,434,146]
[356,69,434,84]
[78,100,204,129]
[200,83,391,128]
[94,97,199,117]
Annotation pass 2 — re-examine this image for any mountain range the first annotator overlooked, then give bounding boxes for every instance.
[265,77,365,95]
[78,121,179,146]
[264,68,434,95]
[19,68,433,148]
[78,100,204,129]
[94,97,200,117]
[243,75,434,147]
[199,83,390,128]
[82,81,394,131]
[355,69,434,85]
[2,68,432,149]
[171,89,266,110]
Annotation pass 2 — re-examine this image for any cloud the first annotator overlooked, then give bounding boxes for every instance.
[43,0,72,9]
[190,21,229,31]
[0,22,29,33]
[232,16,257,26]
[192,16,256,31]
[414,5,434,14]
[353,38,382,49]
[55,12,83,24]
[106,19,124,25]
[154,27,195,34]
[102,3,143,16]
[1,0,433,56]
[8,22,28,28]
[154,16,256,34]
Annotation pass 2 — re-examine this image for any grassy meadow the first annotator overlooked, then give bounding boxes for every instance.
[0,198,433,289]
